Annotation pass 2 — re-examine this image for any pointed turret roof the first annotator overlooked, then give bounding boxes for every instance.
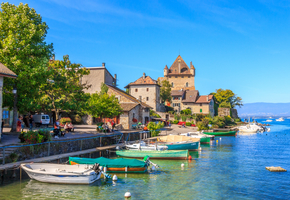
[168,55,191,75]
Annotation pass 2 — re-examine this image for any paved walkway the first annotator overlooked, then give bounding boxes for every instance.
[0,125,122,147]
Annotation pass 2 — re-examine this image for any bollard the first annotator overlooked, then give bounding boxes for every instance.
[124,192,131,199]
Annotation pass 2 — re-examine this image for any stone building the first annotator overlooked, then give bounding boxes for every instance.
[0,63,17,140]
[171,89,214,117]
[82,63,117,94]
[107,85,151,130]
[125,73,161,112]
[158,55,215,117]
[158,55,195,90]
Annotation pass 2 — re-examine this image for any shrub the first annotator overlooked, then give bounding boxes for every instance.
[9,153,19,163]
[73,114,82,123]
[234,118,241,122]
[174,114,180,120]
[150,110,161,118]
[96,122,104,126]
[185,122,191,126]
[181,109,192,115]
[196,114,206,122]
[168,111,174,114]
[181,115,187,122]
[197,118,210,131]
[60,117,72,126]
[173,120,179,124]
[147,121,164,137]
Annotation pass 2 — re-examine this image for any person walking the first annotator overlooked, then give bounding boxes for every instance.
[29,115,34,130]
[17,116,22,132]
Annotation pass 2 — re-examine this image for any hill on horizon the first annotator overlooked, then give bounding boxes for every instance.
[236,102,290,117]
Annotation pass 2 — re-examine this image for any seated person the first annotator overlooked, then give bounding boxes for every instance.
[68,122,74,132]
[64,122,71,133]
[53,119,62,136]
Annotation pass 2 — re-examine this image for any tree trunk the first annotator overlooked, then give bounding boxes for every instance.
[10,93,18,132]
[55,110,59,121]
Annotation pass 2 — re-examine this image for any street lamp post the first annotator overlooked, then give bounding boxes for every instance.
[10,85,18,132]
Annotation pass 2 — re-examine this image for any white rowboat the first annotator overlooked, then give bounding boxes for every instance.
[21,163,102,184]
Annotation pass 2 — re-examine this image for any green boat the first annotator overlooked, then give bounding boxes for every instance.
[116,150,188,160]
[203,131,237,136]
[200,137,211,144]
[157,135,200,150]
[69,157,149,173]
[165,141,199,151]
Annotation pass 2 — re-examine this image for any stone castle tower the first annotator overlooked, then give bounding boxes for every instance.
[161,55,195,90]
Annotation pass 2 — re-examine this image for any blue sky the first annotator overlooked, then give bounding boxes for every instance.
[6,0,290,103]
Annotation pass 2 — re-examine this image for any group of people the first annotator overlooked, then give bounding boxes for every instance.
[16,115,34,131]
[99,120,115,133]
[53,119,74,137]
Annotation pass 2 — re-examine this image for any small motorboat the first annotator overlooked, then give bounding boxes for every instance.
[126,141,168,151]
[276,117,284,122]
[203,130,237,136]
[21,163,103,184]
[266,119,272,122]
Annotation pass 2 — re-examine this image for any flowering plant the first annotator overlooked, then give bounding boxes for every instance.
[132,118,138,123]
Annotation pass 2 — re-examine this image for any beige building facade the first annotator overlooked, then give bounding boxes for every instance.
[82,63,117,94]
[125,73,161,112]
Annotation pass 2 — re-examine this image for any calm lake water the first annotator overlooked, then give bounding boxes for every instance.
[0,118,290,200]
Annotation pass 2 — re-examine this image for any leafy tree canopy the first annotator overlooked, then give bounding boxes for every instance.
[211,89,243,108]
[158,79,172,103]
[87,92,123,119]
[39,55,91,120]
[0,2,53,112]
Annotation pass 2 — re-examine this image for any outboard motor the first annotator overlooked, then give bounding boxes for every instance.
[92,163,100,173]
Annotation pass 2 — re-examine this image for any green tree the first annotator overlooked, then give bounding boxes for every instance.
[39,55,91,120]
[0,2,53,131]
[158,79,172,103]
[87,92,123,120]
[147,121,164,137]
[100,82,108,95]
[211,89,243,108]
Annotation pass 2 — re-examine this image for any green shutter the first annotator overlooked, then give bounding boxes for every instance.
[200,109,202,113]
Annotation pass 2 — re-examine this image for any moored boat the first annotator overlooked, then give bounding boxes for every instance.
[126,141,168,151]
[20,163,102,184]
[203,131,237,136]
[69,157,150,173]
[276,117,284,122]
[180,132,213,144]
[157,135,200,151]
[116,150,188,160]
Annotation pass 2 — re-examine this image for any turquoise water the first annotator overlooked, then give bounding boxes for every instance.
[1,119,290,199]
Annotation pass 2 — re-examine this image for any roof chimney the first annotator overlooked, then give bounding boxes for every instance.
[143,73,146,79]
[206,96,209,101]
[114,74,117,79]
[102,62,105,67]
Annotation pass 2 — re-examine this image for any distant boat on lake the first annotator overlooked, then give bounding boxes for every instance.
[276,117,284,121]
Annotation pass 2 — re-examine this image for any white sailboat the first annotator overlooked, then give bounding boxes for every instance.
[276,117,284,122]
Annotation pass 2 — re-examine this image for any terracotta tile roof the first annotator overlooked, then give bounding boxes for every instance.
[168,55,191,75]
[196,95,214,103]
[0,63,17,78]
[182,90,199,103]
[120,103,138,112]
[125,74,159,88]
[106,84,152,109]
[171,90,184,96]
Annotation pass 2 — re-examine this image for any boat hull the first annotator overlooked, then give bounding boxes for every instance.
[21,163,101,185]
[200,137,211,144]
[70,161,147,173]
[203,131,237,136]
[166,141,199,151]
[116,150,188,160]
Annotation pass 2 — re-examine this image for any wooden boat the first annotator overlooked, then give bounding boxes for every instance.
[203,131,237,136]
[69,157,149,173]
[157,135,200,151]
[180,132,213,144]
[20,163,102,184]
[116,150,188,160]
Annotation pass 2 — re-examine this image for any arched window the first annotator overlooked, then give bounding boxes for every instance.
[171,82,174,87]
[186,82,188,87]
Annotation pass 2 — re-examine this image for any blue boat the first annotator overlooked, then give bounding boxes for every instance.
[157,135,200,151]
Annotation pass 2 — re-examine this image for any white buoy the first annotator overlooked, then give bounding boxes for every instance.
[181,163,185,167]
[220,137,222,140]
[113,174,118,181]
[124,192,131,198]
